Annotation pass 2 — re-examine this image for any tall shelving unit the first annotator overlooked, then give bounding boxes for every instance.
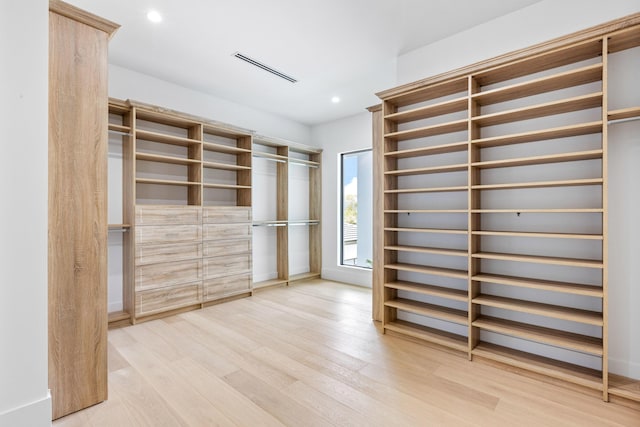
[374,15,640,404]
[251,135,322,290]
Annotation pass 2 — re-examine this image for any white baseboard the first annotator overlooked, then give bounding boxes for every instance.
[321,266,372,288]
[609,357,640,380]
[0,391,51,427]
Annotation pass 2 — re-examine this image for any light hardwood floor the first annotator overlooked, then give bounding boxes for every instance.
[54,279,640,426]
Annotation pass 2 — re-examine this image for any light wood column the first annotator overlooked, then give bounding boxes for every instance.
[369,104,384,322]
[48,0,118,420]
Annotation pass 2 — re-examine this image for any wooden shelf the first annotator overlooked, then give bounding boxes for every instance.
[384,227,467,235]
[471,121,602,148]
[289,272,321,282]
[472,230,603,240]
[202,183,252,190]
[384,263,468,279]
[608,375,640,403]
[385,298,468,325]
[107,310,131,325]
[136,178,200,187]
[385,245,467,257]
[473,273,603,297]
[471,178,603,191]
[385,141,468,158]
[472,294,603,325]
[252,278,288,290]
[384,320,468,352]
[385,163,467,176]
[608,106,640,122]
[136,152,200,166]
[385,185,468,194]
[471,150,602,169]
[108,224,131,229]
[202,141,252,154]
[384,77,468,107]
[108,123,130,133]
[473,316,603,355]
[386,209,468,214]
[136,129,200,147]
[384,97,467,124]
[202,161,251,171]
[202,124,251,139]
[472,64,602,106]
[472,251,603,269]
[471,208,603,214]
[472,92,603,127]
[472,342,603,391]
[385,280,467,302]
[384,119,468,141]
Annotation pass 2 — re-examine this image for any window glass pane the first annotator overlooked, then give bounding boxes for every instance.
[341,150,372,268]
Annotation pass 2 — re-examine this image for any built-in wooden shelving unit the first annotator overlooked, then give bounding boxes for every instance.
[372,13,640,405]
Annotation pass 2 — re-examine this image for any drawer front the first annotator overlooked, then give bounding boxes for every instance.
[203,254,251,279]
[203,207,251,224]
[136,224,201,245]
[202,223,251,240]
[135,205,201,225]
[203,274,251,301]
[136,242,202,266]
[203,239,251,257]
[135,282,201,317]
[136,259,202,291]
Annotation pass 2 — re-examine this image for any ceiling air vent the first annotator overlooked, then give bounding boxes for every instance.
[233,52,298,83]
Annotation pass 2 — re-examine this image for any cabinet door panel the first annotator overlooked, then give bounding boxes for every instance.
[136,242,202,265]
[135,205,201,225]
[135,259,202,291]
[203,254,251,279]
[203,239,251,257]
[203,206,252,223]
[203,223,251,240]
[135,282,201,316]
[136,224,201,245]
[203,274,251,301]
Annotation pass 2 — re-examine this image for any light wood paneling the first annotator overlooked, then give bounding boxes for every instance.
[135,259,203,291]
[202,206,252,223]
[135,205,201,225]
[135,242,203,266]
[202,223,251,240]
[203,238,251,257]
[135,224,202,245]
[203,255,252,279]
[203,274,252,301]
[135,282,201,317]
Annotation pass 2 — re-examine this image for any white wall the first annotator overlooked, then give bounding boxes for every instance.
[0,1,51,426]
[109,64,311,144]
[311,112,373,287]
[393,0,640,378]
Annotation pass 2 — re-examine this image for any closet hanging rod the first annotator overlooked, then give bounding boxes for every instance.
[108,129,131,136]
[289,161,319,169]
[252,223,288,227]
[252,154,287,163]
[289,222,319,226]
[608,116,640,125]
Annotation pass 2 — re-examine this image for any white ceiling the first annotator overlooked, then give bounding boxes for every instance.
[66,0,541,125]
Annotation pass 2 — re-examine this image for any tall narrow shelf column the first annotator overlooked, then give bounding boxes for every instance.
[372,13,640,405]
[48,0,119,419]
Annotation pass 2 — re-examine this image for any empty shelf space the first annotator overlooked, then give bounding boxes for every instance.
[472,294,603,325]
[472,251,603,269]
[472,342,603,391]
[472,92,603,127]
[136,129,201,147]
[472,121,602,148]
[384,320,468,352]
[473,316,603,355]
[472,63,602,106]
[385,119,468,141]
[386,209,468,214]
[108,123,131,133]
[384,263,468,279]
[202,183,252,190]
[252,278,288,290]
[608,375,640,403]
[385,280,467,302]
[472,230,603,240]
[608,106,640,122]
[136,152,200,166]
[385,245,468,257]
[202,141,252,154]
[471,178,603,191]
[385,141,468,158]
[471,208,603,214]
[385,298,468,325]
[384,97,468,123]
[202,161,251,171]
[471,150,602,169]
[136,178,200,187]
[473,273,603,297]
[385,186,468,194]
[385,163,468,176]
[384,227,468,235]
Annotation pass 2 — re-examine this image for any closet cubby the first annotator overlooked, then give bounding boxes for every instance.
[374,16,640,403]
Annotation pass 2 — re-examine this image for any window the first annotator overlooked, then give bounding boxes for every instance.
[340,149,372,268]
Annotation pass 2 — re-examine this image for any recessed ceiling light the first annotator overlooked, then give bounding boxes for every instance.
[331,96,341,103]
[147,10,162,23]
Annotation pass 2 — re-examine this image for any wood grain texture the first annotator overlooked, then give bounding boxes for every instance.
[203,255,251,279]
[203,274,252,301]
[202,206,252,223]
[202,223,251,240]
[371,108,384,322]
[135,205,201,225]
[135,259,202,291]
[53,280,640,426]
[48,5,110,419]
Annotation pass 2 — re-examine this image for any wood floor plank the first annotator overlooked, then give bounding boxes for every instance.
[53,280,639,427]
